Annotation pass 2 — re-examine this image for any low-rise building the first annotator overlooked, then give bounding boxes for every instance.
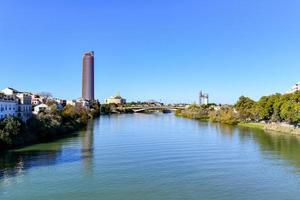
[33,104,49,114]
[286,82,300,94]
[105,94,126,104]
[66,98,90,108]
[31,94,46,106]
[66,99,77,106]
[0,92,18,120]
[1,87,32,121]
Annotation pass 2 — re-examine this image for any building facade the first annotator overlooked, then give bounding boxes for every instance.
[0,93,17,120]
[105,95,126,104]
[199,91,209,105]
[1,87,32,121]
[33,104,49,114]
[16,93,32,121]
[82,51,94,101]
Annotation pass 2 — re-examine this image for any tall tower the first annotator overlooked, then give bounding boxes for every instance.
[82,51,94,101]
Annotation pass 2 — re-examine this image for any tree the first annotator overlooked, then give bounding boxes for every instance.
[219,107,239,125]
[255,94,281,121]
[235,96,256,121]
[0,117,24,145]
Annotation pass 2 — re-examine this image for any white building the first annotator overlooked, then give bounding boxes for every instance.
[199,91,209,105]
[1,87,32,121]
[286,82,300,94]
[33,104,49,114]
[31,94,45,106]
[0,93,17,120]
[66,99,76,106]
[66,98,90,108]
[1,87,19,96]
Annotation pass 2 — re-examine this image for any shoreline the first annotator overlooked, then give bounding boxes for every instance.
[238,122,265,129]
[176,114,300,135]
[238,122,300,135]
[5,113,300,152]
[0,121,87,152]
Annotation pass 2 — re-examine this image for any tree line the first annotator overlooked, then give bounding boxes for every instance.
[176,91,300,126]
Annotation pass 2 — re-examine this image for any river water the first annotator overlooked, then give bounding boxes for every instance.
[1,114,300,200]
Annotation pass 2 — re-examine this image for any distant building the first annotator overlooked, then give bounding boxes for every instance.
[66,98,90,108]
[66,99,77,106]
[82,51,94,101]
[33,104,49,114]
[16,93,32,121]
[0,92,18,120]
[77,98,90,108]
[1,87,32,121]
[31,94,44,106]
[105,93,126,104]
[199,91,209,105]
[286,82,300,94]
[2,87,19,96]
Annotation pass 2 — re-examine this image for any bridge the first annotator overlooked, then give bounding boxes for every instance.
[125,106,184,113]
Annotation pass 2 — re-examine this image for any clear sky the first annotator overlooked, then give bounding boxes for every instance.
[0,0,300,104]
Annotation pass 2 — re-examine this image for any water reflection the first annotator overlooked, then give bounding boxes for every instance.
[2,116,300,187]
[213,123,300,172]
[81,120,94,174]
[251,129,300,171]
[0,145,64,180]
[0,120,96,185]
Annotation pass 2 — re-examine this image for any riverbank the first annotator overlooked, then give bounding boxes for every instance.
[238,122,265,129]
[238,122,300,135]
[0,103,100,151]
[264,123,300,135]
[176,106,300,135]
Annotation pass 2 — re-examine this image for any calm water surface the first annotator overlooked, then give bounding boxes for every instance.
[1,114,300,200]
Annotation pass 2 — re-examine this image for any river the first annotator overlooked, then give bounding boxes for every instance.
[1,114,300,199]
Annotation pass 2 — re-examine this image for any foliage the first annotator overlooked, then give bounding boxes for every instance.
[0,117,25,145]
[100,104,112,114]
[234,96,256,121]
[0,103,101,150]
[209,106,239,125]
[177,104,210,120]
[179,91,300,126]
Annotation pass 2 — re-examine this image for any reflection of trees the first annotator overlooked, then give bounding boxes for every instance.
[251,129,300,169]
[0,134,81,182]
[207,122,300,170]
[209,123,236,137]
[0,149,61,183]
[0,119,98,183]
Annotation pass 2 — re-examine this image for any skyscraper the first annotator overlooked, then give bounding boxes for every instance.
[82,51,94,101]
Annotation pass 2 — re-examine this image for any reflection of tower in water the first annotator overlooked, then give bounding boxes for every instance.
[81,120,94,174]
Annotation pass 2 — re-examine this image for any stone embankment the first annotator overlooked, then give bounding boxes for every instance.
[264,122,300,135]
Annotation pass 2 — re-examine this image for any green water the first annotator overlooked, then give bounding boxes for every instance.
[1,114,300,199]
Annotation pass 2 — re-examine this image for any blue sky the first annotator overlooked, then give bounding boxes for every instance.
[0,0,300,104]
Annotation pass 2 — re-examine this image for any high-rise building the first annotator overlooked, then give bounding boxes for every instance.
[82,51,94,101]
[199,91,209,105]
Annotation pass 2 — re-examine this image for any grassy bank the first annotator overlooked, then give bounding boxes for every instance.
[238,122,265,129]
